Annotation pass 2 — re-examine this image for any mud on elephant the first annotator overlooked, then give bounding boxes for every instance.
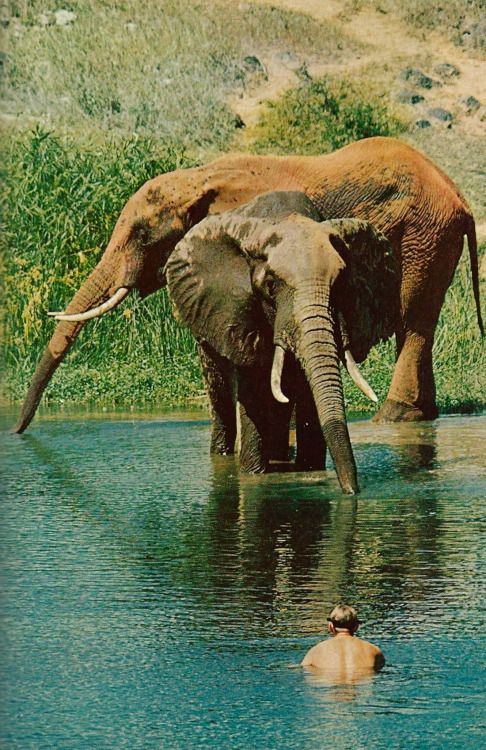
[13,136,483,437]
[166,191,399,494]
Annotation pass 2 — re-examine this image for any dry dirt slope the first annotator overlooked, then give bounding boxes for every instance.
[229,0,486,136]
[227,0,486,245]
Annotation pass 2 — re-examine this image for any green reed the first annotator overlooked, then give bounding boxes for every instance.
[1,127,203,406]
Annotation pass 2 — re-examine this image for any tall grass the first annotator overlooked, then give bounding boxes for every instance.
[1,128,204,406]
[3,125,483,414]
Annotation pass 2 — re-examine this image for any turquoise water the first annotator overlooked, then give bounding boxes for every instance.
[2,410,485,749]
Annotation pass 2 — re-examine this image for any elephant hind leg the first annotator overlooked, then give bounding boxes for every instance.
[374,329,438,422]
[375,229,465,422]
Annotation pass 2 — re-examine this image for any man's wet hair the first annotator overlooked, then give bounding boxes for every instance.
[327,604,360,632]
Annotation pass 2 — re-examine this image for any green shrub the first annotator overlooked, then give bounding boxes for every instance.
[252,78,404,155]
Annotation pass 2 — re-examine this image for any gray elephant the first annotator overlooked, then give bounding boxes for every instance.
[166,191,399,494]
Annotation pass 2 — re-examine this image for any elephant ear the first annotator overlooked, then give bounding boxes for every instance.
[166,216,270,366]
[327,218,400,363]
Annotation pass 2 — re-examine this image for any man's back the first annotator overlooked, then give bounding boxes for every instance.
[301,633,384,683]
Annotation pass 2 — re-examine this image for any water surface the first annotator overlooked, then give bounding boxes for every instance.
[2,409,485,749]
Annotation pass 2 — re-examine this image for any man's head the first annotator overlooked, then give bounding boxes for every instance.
[327,605,360,634]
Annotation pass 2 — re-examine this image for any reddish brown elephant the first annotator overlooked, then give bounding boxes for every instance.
[13,136,483,435]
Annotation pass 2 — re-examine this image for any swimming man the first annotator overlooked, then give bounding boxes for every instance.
[301,605,385,683]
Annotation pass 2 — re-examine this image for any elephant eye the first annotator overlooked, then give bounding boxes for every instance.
[252,264,278,302]
[263,277,276,299]
[257,274,278,304]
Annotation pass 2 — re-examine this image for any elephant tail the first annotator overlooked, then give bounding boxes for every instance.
[466,216,484,336]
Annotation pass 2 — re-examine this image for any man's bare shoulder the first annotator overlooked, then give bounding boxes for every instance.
[357,637,382,652]
[300,639,334,666]
[355,637,385,669]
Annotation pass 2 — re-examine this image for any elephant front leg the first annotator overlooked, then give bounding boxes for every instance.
[237,366,270,474]
[199,344,237,454]
[295,368,327,471]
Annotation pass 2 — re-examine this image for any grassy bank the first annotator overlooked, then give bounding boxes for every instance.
[2,122,484,416]
[2,0,484,416]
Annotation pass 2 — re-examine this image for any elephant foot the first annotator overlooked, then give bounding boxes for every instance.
[210,442,235,456]
[373,399,438,423]
[239,458,268,474]
[210,427,236,456]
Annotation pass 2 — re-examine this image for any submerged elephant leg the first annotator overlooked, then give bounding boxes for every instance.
[199,344,237,454]
[236,366,270,474]
[267,402,293,462]
[295,367,327,471]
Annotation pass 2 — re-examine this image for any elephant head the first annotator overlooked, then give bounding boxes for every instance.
[12,164,279,435]
[166,191,399,494]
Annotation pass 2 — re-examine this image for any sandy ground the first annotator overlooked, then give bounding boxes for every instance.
[228,0,486,143]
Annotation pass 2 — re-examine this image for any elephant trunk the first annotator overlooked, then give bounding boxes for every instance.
[12,256,128,434]
[293,284,358,494]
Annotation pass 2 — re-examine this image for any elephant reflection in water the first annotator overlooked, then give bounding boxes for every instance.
[203,430,443,635]
[21,428,443,644]
[204,454,358,625]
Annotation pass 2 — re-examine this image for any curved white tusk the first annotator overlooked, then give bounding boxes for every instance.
[271,345,289,403]
[344,349,378,403]
[47,287,131,322]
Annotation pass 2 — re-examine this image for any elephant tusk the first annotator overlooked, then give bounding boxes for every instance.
[47,287,131,322]
[271,345,289,403]
[344,349,378,403]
